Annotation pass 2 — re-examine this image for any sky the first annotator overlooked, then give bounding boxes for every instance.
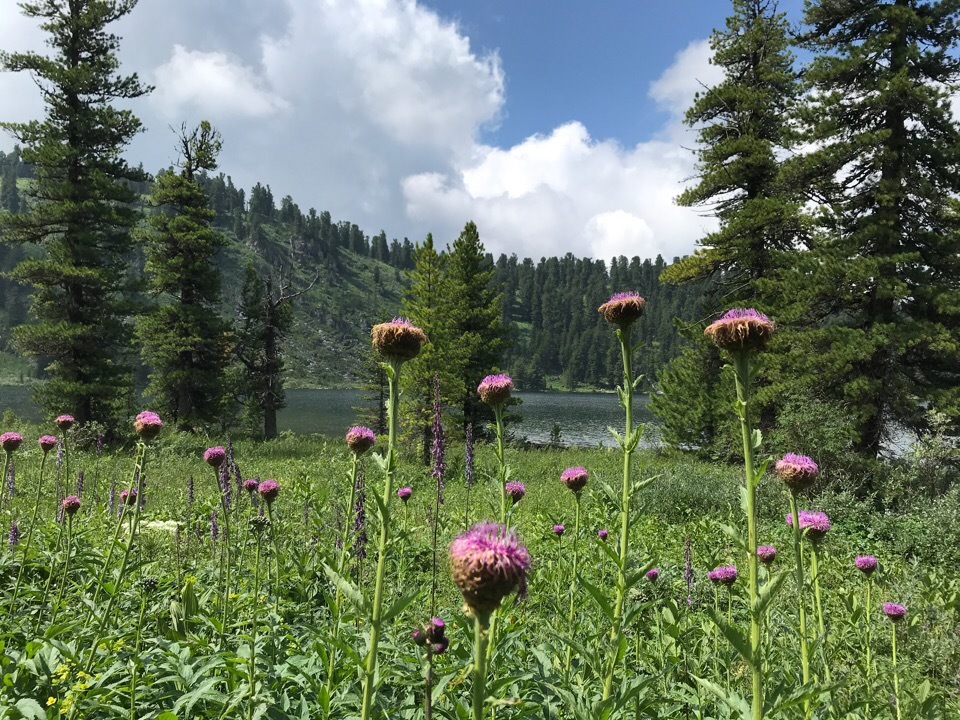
[0,0,809,263]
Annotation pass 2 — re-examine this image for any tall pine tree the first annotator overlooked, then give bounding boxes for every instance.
[652,0,802,454]
[783,0,960,456]
[0,0,150,424]
[137,121,228,430]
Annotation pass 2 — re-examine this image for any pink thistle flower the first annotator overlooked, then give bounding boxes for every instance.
[704,308,775,352]
[774,453,819,492]
[371,317,427,361]
[54,414,75,430]
[477,374,514,406]
[560,466,589,494]
[133,411,163,440]
[708,565,738,586]
[553,524,565,537]
[855,555,878,576]
[397,486,413,502]
[243,478,260,494]
[646,568,660,582]
[258,479,280,505]
[597,529,608,541]
[346,426,376,455]
[38,435,57,453]
[505,481,526,504]
[786,510,832,543]
[0,432,23,452]
[598,291,646,327]
[883,602,906,622]
[449,522,531,617]
[119,487,137,506]
[757,545,777,565]
[204,446,226,468]
[61,495,81,516]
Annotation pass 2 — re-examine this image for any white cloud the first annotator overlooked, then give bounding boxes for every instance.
[1,2,721,262]
[152,45,289,119]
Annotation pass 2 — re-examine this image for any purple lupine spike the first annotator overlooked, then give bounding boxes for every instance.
[56,501,64,524]
[683,534,694,607]
[5,461,14,500]
[465,422,475,487]
[95,433,104,457]
[219,462,232,511]
[228,438,243,496]
[188,475,195,506]
[75,469,84,498]
[9,520,20,549]
[108,480,116,517]
[211,509,219,542]
[431,374,445,505]
[353,467,367,561]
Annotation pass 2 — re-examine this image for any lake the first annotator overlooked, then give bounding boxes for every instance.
[0,386,654,448]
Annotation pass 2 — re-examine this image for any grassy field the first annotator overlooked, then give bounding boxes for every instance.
[0,419,957,719]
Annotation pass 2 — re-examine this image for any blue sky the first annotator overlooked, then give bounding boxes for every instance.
[0,0,809,262]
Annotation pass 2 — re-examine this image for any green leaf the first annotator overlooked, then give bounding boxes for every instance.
[579,574,615,621]
[607,426,624,447]
[706,605,755,669]
[14,699,46,720]
[693,676,751,719]
[322,563,368,614]
[751,428,763,450]
[758,570,789,615]
[381,588,422,623]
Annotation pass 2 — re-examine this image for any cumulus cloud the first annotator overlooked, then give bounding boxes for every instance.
[0,1,721,262]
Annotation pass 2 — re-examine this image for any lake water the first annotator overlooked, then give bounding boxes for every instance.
[0,385,653,448]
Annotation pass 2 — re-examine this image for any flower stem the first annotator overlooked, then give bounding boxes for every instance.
[11,452,48,609]
[359,358,401,720]
[247,538,262,720]
[864,579,872,718]
[891,621,901,720]
[810,545,831,683]
[50,514,74,627]
[602,324,635,702]
[732,351,763,720]
[472,612,491,720]
[564,495,581,675]
[267,504,281,614]
[494,405,506,526]
[789,491,811,720]
[215,466,233,642]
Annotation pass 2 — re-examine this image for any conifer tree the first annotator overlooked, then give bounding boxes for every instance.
[446,222,508,430]
[653,0,801,453]
[784,0,960,455]
[136,122,228,430]
[400,233,462,459]
[0,0,151,424]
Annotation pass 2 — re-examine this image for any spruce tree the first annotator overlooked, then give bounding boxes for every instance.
[0,0,150,424]
[446,222,508,430]
[784,0,960,455]
[136,122,228,430]
[653,0,802,453]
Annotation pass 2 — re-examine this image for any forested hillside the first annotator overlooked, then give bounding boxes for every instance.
[0,147,702,394]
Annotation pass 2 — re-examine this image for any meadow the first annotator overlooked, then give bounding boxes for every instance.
[0,406,958,719]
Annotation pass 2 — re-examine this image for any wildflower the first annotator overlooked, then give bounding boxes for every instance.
[786,510,832,543]
[598,291,646,327]
[140,576,159,593]
[883,602,906,622]
[119,487,137,506]
[505,481,526,504]
[55,415,75,430]
[371,317,427,361]
[560,466,589,494]
[598,529,608,541]
[204,446,226,468]
[757,545,777,565]
[708,565,738,587]
[75,470,83,497]
[6,463,14,498]
[243,478,260,494]
[346,426,376,455]
[258,479,280,504]
[477,374,514,406]
[774,453,819,493]
[704,308,775,352]
[646,568,660,583]
[38,435,57,453]
[61,495,81,516]
[96,434,104,456]
[427,617,445,642]
[0,432,23,452]
[353,470,367,561]
[9,520,20,549]
[249,514,270,536]
[430,637,449,655]
[856,555,878,576]
[211,509,219,541]
[465,423,475,486]
[187,475,195,505]
[397,486,413,502]
[449,522,531,617]
[133,411,163,440]
[683,535,694,605]
[553,524,565,537]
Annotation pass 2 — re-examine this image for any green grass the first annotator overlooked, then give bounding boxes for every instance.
[0,422,956,718]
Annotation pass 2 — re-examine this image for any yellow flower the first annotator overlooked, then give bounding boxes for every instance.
[46,697,57,706]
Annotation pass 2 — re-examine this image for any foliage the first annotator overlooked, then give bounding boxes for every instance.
[0,0,151,426]
[136,122,229,430]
